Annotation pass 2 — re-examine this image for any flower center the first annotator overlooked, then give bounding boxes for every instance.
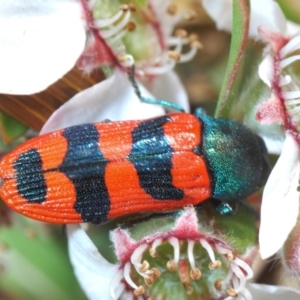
[78,1,136,71]
[140,29,202,76]
[110,236,253,299]
[271,34,300,137]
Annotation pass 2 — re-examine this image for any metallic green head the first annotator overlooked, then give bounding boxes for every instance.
[197,112,270,201]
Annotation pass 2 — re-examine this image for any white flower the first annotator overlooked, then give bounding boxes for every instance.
[78,0,195,111]
[67,224,119,300]
[248,283,300,300]
[67,212,300,300]
[257,26,300,259]
[0,0,86,94]
[202,0,286,38]
[40,68,165,134]
[259,133,300,259]
[0,0,195,103]
[202,0,300,263]
[67,208,256,300]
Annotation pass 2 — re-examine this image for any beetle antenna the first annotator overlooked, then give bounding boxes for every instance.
[127,64,143,100]
[127,65,185,112]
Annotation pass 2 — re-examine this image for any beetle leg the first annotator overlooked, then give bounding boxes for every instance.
[210,199,237,215]
[194,107,207,118]
[127,65,185,112]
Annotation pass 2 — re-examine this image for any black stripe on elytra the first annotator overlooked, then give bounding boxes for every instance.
[59,124,109,223]
[128,116,184,200]
[14,149,47,203]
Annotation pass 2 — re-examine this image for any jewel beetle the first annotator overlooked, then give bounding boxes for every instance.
[0,110,270,224]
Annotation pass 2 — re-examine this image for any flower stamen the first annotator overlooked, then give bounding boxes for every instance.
[190,267,202,280]
[258,31,300,137]
[151,267,161,280]
[167,36,189,47]
[140,9,201,76]
[200,238,216,263]
[230,263,246,293]
[110,269,125,300]
[179,45,200,63]
[144,274,154,286]
[216,245,235,262]
[175,29,188,38]
[166,259,177,271]
[131,244,151,277]
[124,262,139,289]
[99,10,131,39]
[187,240,202,280]
[168,237,180,266]
[139,260,150,273]
[282,91,300,99]
[168,51,181,62]
[187,240,196,268]
[286,105,300,117]
[284,99,300,105]
[214,279,223,291]
[167,3,177,15]
[226,287,238,298]
[133,285,145,296]
[149,238,163,257]
[232,257,253,280]
[280,75,291,86]
[280,55,300,69]
[93,6,128,28]
[184,10,197,21]
[209,260,222,270]
[280,35,300,57]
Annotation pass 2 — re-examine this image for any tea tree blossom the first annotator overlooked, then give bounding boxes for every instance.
[202,0,286,39]
[0,0,86,94]
[201,0,300,260]
[67,207,257,300]
[257,27,300,259]
[78,0,200,111]
[0,0,199,108]
[67,204,300,299]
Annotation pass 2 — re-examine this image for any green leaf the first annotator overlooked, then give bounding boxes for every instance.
[0,215,86,300]
[206,205,257,253]
[0,112,27,144]
[215,0,250,118]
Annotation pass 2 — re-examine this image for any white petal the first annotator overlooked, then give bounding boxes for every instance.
[146,71,190,113]
[202,0,287,38]
[286,21,300,36]
[280,36,300,59]
[249,0,286,37]
[259,133,300,259]
[202,0,232,33]
[41,68,165,134]
[67,225,119,300]
[259,133,284,155]
[258,54,274,87]
[248,283,300,299]
[0,0,86,94]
